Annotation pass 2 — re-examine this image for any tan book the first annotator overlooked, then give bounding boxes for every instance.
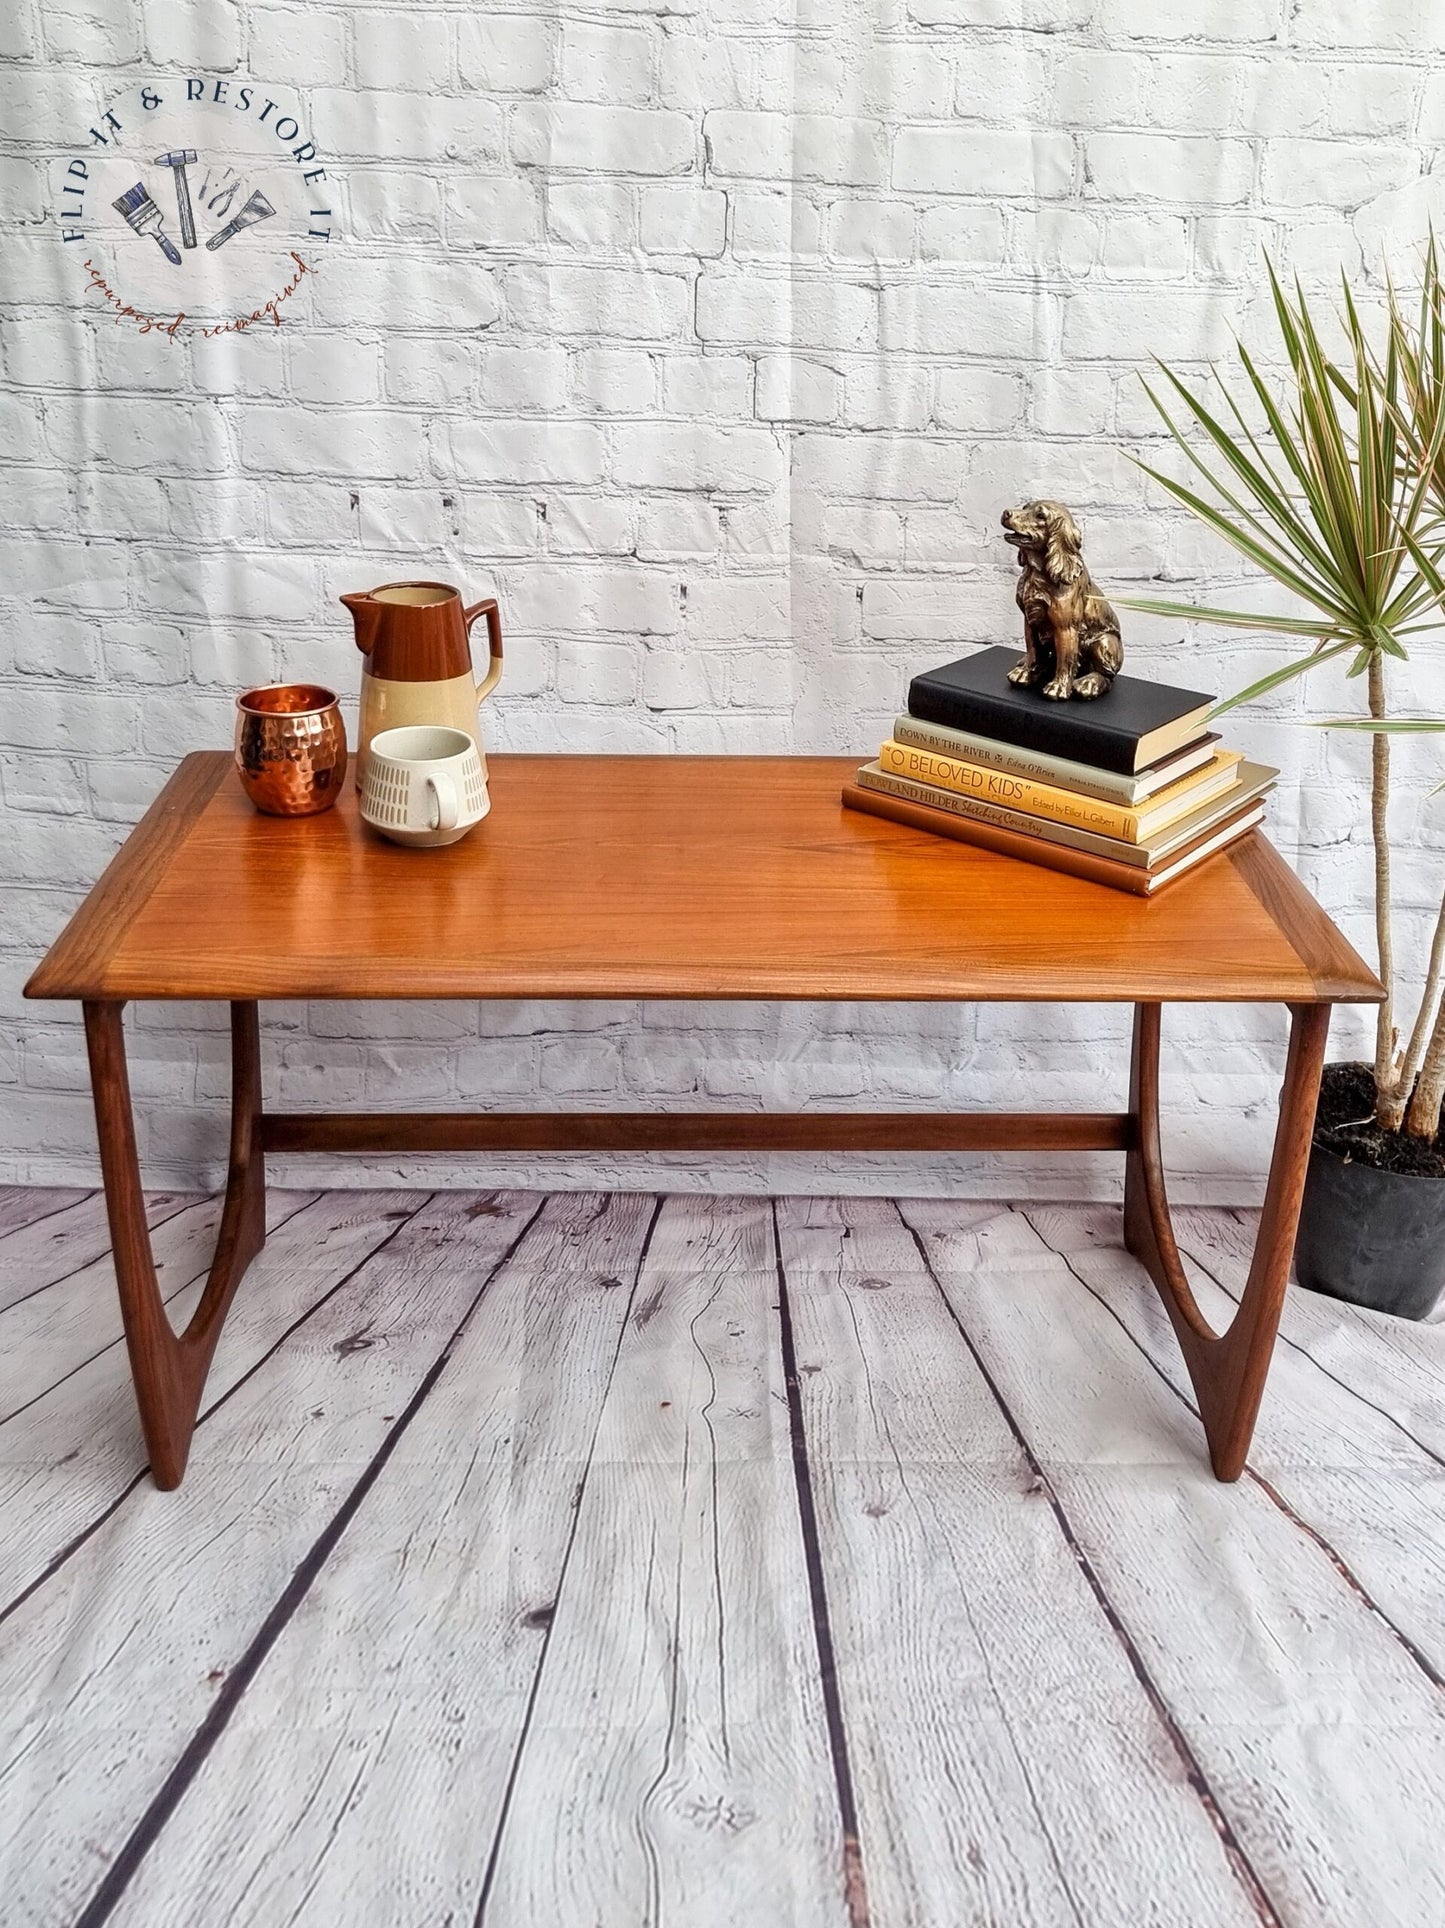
[877,739,1244,843]
[854,760,1276,869]
[891,714,1223,806]
[842,783,1267,897]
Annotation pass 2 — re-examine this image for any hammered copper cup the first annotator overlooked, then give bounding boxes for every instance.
[234,684,348,816]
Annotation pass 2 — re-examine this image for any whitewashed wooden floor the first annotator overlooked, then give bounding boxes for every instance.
[1,1186,1444,1927]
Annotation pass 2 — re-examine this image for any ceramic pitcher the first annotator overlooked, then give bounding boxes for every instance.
[341,581,503,788]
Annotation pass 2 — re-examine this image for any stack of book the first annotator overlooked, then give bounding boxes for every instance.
[843,646,1276,896]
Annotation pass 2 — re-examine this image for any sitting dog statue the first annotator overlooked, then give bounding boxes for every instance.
[1000,500,1123,701]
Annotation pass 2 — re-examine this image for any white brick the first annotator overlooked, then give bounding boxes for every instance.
[935,366,1026,430]
[141,0,240,65]
[706,111,887,188]
[352,10,449,90]
[1094,0,1281,37]
[546,181,636,251]
[637,497,722,560]
[755,355,839,423]
[509,566,677,635]
[461,495,540,556]
[545,495,636,555]
[513,104,693,175]
[640,185,727,255]
[879,285,1048,358]
[312,257,500,330]
[347,173,445,245]
[697,273,875,351]
[506,264,691,339]
[43,0,139,62]
[1052,49,1147,126]
[843,364,930,431]
[249,7,347,85]
[919,204,1007,267]
[571,348,656,413]
[443,177,540,248]
[385,335,479,408]
[561,21,654,103]
[730,189,823,259]
[237,406,428,479]
[287,336,382,406]
[1261,139,1417,210]
[611,422,784,491]
[1086,134,1254,205]
[481,346,569,411]
[893,128,1073,197]
[1064,289,1244,362]
[642,649,724,708]
[829,198,915,260]
[458,16,555,92]
[793,432,969,503]
[310,90,503,165]
[1290,0,1431,49]
[555,641,638,706]
[661,355,753,418]
[445,419,605,486]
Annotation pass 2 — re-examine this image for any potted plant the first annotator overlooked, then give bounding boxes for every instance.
[1122,253,1445,1318]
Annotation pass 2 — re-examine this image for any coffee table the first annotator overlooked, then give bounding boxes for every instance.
[27,752,1381,1489]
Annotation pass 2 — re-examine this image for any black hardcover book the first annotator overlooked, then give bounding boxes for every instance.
[907,646,1215,776]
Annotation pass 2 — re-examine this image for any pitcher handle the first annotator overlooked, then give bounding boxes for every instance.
[464,599,504,705]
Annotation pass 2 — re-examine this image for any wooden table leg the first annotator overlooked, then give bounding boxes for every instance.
[1124,999,1330,1482]
[83,1000,267,1489]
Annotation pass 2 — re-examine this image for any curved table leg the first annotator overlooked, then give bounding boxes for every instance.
[83,1000,266,1489]
[1124,1000,1330,1482]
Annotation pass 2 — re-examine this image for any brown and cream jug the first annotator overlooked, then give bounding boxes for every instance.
[341,581,503,789]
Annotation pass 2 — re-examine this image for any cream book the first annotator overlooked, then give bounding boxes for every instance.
[891,714,1222,805]
[855,760,1277,869]
[877,740,1243,844]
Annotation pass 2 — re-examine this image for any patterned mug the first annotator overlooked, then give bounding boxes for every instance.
[359,724,489,849]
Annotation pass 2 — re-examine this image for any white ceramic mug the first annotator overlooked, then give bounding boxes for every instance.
[360,725,489,849]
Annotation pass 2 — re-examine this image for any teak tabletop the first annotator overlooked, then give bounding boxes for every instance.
[26,752,1382,1494]
[28,752,1379,1006]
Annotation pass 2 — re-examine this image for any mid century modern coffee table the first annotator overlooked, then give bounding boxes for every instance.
[27,752,1381,1490]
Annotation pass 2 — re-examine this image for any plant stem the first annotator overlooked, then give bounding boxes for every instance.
[1404,992,1445,1141]
[1368,653,1397,1114]
[1380,885,1445,1132]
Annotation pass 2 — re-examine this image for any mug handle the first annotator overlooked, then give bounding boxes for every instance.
[464,598,504,705]
[427,773,460,832]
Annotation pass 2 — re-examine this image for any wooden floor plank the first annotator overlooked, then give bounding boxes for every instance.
[0,1188,192,1316]
[481,1194,848,1928]
[777,1195,1263,1928]
[904,1199,1445,1928]
[0,1189,542,1927]
[0,1189,424,1615]
[1023,1204,1445,1684]
[1172,1205,1445,1433]
[0,1188,93,1242]
[0,1193,234,1422]
[103,1192,660,1928]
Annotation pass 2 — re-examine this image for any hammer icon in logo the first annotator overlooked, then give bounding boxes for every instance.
[154,150,199,249]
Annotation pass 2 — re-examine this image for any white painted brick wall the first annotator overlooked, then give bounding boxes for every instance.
[2,0,1441,1200]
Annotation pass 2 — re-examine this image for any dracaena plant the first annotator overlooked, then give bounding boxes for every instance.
[1119,254,1445,1145]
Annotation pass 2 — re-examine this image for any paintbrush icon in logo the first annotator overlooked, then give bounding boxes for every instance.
[112,181,182,265]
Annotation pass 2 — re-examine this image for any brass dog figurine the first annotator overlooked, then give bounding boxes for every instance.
[1001,500,1123,700]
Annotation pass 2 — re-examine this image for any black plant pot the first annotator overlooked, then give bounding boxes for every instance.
[1294,1141,1445,1320]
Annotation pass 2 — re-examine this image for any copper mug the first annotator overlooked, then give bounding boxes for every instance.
[235,684,348,816]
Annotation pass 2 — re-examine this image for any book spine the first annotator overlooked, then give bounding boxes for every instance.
[878,739,1141,839]
[892,715,1141,805]
[907,677,1136,775]
[842,785,1154,895]
[857,764,1152,866]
